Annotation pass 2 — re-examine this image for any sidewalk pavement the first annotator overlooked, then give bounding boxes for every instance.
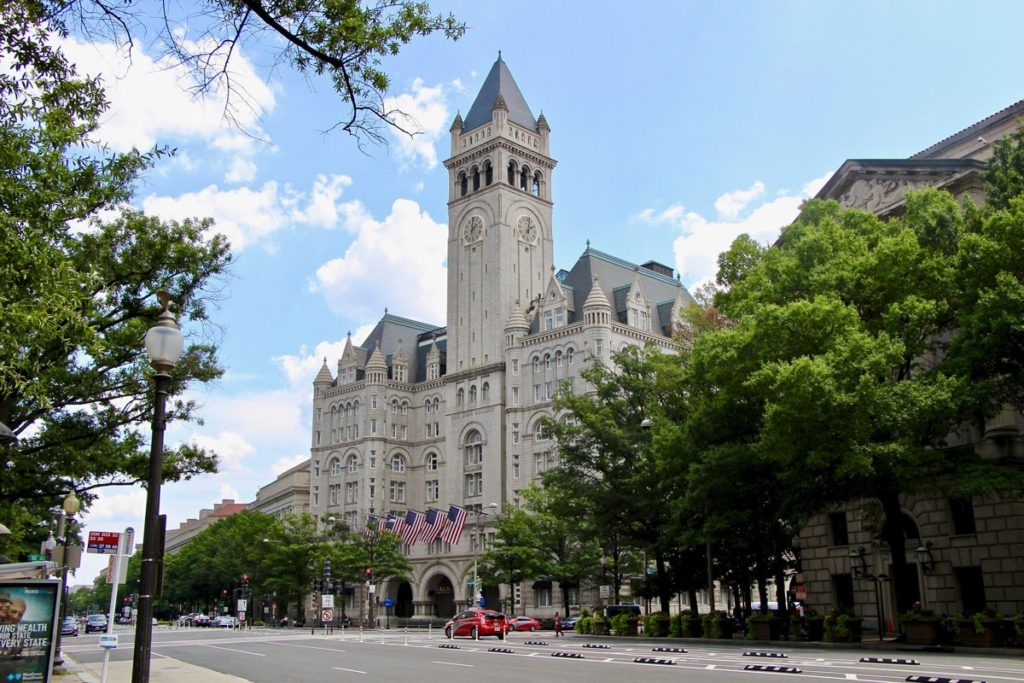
[57,654,251,683]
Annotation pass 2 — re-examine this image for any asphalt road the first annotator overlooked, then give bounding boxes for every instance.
[63,626,1023,683]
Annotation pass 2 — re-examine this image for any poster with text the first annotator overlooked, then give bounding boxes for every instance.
[0,580,60,683]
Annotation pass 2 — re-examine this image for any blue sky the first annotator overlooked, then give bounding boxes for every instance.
[63,0,1024,585]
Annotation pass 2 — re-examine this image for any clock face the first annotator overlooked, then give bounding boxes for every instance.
[463,216,483,245]
[516,216,538,244]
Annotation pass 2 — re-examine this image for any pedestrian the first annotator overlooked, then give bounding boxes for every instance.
[554,611,563,638]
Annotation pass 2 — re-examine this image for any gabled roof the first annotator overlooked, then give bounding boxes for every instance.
[463,54,537,133]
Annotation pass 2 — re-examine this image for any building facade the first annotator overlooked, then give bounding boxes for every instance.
[798,100,1024,628]
[307,56,692,619]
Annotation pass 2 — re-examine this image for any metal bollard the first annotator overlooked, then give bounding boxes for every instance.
[359,625,364,643]
[404,626,408,646]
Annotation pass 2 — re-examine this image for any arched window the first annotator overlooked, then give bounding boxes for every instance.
[391,454,406,472]
[330,458,343,476]
[535,421,548,441]
[459,172,467,197]
[457,388,465,406]
[347,454,359,473]
[520,166,529,191]
[556,351,563,367]
[425,400,432,413]
[464,430,483,466]
[433,398,440,412]
[469,385,478,403]
[545,353,552,370]
[532,171,541,197]
[533,356,540,373]
[391,399,399,414]
[401,401,409,415]
[481,382,490,400]
[484,161,493,186]
[567,347,575,365]
[472,165,480,191]
[426,452,439,471]
[507,161,516,185]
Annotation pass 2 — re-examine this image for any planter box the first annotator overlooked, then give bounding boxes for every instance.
[904,620,942,646]
[959,620,999,647]
[826,617,863,642]
[683,617,703,638]
[655,616,671,637]
[750,618,783,641]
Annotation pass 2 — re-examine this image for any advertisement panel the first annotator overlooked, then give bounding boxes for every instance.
[0,580,60,683]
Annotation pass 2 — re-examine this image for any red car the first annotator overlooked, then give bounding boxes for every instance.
[444,609,509,640]
[509,616,541,632]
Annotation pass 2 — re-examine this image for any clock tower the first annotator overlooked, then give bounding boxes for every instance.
[444,55,556,372]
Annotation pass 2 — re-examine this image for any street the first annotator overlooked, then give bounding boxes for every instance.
[62,626,1023,683]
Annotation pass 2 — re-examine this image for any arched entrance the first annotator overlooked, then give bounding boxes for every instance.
[482,583,501,611]
[395,582,413,618]
[428,575,456,618]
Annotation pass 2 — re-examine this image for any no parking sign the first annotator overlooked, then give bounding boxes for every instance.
[321,609,333,622]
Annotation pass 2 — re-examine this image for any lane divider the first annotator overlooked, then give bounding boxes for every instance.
[582,643,610,649]
[438,643,460,649]
[488,647,515,654]
[653,646,686,653]
[634,657,675,665]
[861,657,919,665]
[907,676,986,683]
[552,651,584,658]
[745,664,802,673]
[524,641,549,646]
[744,651,788,658]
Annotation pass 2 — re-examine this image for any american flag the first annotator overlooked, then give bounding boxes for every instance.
[378,514,389,533]
[401,510,426,545]
[439,505,468,545]
[365,514,379,539]
[388,513,405,537]
[418,507,446,543]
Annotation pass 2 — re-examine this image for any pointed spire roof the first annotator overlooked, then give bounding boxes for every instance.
[340,331,358,366]
[504,301,530,331]
[314,357,334,385]
[450,111,464,131]
[366,343,387,370]
[583,276,612,310]
[464,55,536,132]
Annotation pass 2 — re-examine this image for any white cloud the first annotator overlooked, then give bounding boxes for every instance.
[385,78,450,169]
[311,198,447,322]
[289,175,353,228]
[637,173,832,288]
[270,454,310,476]
[226,158,258,183]
[218,483,241,502]
[87,490,147,520]
[58,36,275,153]
[189,431,255,472]
[714,181,765,220]
[274,338,350,390]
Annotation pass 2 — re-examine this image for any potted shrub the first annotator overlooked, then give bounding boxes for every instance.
[682,611,704,638]
[824,608,862,643]
[747,611,783,641]
[901,608,942,645]
[590,615,609,636]
[790,609,824,641]
[702,611,735,639]
[958,611,1000,647]
[611,612,637,636]
[577,615,591,634]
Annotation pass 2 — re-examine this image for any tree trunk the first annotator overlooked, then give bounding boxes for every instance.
[688,588,699,613]
[656,554,672,613]
[774,568,788,617]
[879,489,913,613]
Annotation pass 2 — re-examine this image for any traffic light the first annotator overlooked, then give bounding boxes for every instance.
[514,584,522,607]
[365,567,372,580]
[323,560,331,580]
[242,574,249,587]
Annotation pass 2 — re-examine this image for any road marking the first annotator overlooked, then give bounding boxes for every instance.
[433,661,473,667]
[202,644,266,656]
[846,674,858,680]
[332,667,366,675]
[266,642,348,653]
[706,665,717,670]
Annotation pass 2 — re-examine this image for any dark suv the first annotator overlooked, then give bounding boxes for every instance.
[444,609,509,640]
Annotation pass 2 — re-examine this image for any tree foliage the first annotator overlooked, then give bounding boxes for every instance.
[0,0,233,560]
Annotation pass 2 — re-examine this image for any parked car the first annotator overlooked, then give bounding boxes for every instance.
[444,609,509,640]
[60,617,79,636]
[603,604,642,620]
[561,615,579,630]
[212,616,239,628]
[85,614,108,633]
[509,616,541,632]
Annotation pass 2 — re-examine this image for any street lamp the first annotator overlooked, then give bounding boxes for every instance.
[847,546,887,641]
[132,292,184,683]
[472,503,497,609]
[52,492,80,665]
[915,540,935,574]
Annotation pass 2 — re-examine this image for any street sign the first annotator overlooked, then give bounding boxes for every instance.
[382,598,393,608]
[321,609,333,622]
[599,585,611,599]
[120,527,135,555]
[99,634,118,650]
[478,597,486,607]
[321,595,334,609]
[106,555,128,584]
[238,611,246,622]
[88,531,121,554]
[237,599,248,611]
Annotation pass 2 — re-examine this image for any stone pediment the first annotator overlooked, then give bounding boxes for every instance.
[817,159,985,217]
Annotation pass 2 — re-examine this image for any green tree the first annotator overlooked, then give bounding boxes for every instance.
[43,0,465,145]
[479,506,543,614]
[0,0,230,558]
[703,190,1023,610]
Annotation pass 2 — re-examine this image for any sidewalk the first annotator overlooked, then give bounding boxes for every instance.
[58,654,251,683]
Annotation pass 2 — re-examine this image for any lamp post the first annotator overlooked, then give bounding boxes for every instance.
[848,546,887,641]
[51,492,81,665]
[131,292,184,683]
[472,503,497,609]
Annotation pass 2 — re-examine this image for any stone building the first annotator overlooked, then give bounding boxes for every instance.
[307,55,692,619]
[250,460,311,518]
[164,499,248,555]
[798,100,1024,629]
